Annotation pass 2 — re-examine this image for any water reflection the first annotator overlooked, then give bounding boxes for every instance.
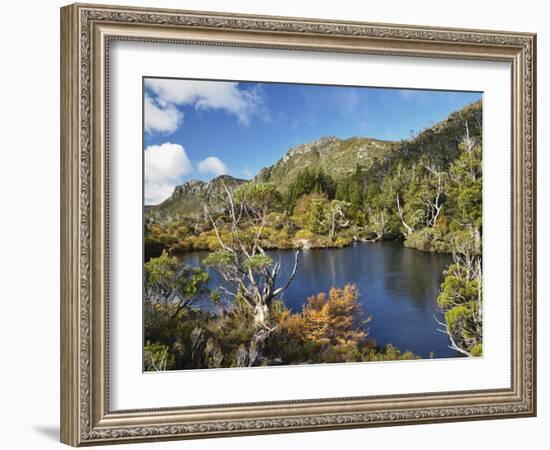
[176,242,461,359]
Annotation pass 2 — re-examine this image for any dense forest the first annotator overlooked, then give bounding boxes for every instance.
[144,100,482,370]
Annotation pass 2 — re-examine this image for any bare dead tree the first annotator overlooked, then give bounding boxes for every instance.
[396,193,413,237]
[424,164,447,228]
[328,200,350,240]
[458,121,478,182]
[371,210,389,240]
[464,121,473,152]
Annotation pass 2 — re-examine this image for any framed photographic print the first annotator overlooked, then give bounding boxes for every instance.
[60,3,537,446]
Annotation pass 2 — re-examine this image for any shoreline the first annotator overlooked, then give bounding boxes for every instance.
[146,234,454,261]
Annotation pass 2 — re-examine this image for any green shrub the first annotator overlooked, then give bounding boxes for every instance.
[294,229,315,240]
[334,236,352,248]
[470,343,483,357]
[144,341,175,371]
[404,228,447,253]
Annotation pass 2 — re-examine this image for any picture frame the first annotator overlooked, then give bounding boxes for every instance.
[60,2,536,446]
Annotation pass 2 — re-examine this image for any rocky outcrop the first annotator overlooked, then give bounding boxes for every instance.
[255,135,395,188]
[152,175,247,218]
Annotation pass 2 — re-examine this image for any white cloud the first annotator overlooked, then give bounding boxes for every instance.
[144,143,193,204]
[197,157,228,176]
[144,182,179,206]
[144,94,183,134]
[242,166,253,178]
[145,78,267,127]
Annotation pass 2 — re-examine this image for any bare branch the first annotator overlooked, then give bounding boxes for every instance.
[396,193,413,236]
[272,250,300,299]
[433,314,473,357]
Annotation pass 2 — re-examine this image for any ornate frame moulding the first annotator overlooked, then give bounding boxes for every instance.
[60,3,536,446]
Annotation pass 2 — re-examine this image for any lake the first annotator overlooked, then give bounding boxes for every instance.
[177,241,462,359]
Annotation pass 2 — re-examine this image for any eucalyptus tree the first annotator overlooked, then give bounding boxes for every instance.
[446,122,483,229]
[203,182,300,329]
[143,249,210,351]
[436,227,482,356]
[423,164,448,228]
[327,200,351,240]
[144,250,209,318]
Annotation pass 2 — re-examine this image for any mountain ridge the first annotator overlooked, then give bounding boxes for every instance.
[148,100,481,219]
[151,174,247,218]
[254,135,396,187]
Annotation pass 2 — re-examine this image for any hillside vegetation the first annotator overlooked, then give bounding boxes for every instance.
[144,100,483,368]
[255,136,395,187]
[146,100,481,255]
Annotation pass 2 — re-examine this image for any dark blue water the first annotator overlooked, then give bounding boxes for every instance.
[177,241,462,359]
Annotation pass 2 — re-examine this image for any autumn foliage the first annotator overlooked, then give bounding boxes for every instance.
[278,285,368,351]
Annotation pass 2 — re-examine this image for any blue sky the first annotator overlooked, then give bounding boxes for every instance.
[143,78,481,205]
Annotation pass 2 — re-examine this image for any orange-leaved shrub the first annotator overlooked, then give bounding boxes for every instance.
[274,284,371,362]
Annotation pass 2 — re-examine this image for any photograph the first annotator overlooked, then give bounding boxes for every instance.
[56,2,537,446]
[143,78,483,371]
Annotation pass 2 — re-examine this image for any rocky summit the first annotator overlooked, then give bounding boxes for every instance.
[255,136,395,187]
[152,174,247,218]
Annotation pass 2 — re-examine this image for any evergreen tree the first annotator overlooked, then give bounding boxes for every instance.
[285,168,336,213]
[307,199,328,234]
